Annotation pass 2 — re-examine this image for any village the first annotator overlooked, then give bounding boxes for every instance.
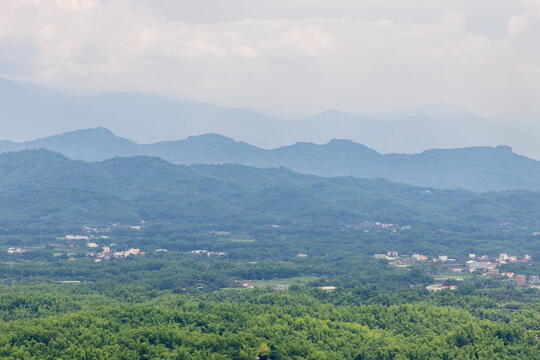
[5,243,146,266]
[374,250,539,291]
[65,227,146,262]
[5,223,147,262]
[4,220,540,295]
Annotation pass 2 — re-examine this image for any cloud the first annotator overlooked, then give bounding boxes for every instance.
[258,26,334,58]
[523,0,540,12]
[55,0,97,11]
[507,15,530,35]
[0,0,538,121]
[507,0,540,36]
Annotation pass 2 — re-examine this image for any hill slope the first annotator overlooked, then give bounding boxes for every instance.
[1,149,540,228]
[3,129,540,192]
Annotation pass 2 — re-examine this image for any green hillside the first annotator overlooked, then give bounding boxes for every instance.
[1,149,540,359]
[1,149,540,229]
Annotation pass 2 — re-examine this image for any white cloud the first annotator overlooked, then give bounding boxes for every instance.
[0,0,538,121]
[523,0,540,12]
[39,23,58,38]
[507,15,530,35]
[507,0,540,36]
[55,0,97,11]
[258,26,334,58]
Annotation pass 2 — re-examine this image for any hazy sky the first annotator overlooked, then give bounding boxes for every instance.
[1,0,539,120]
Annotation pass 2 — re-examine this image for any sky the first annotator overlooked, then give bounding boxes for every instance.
[0,0,539,121]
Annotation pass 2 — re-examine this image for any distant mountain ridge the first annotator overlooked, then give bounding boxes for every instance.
[2,128,540,192]
[2,76,540,158]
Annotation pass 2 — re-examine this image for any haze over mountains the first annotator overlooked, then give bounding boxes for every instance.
[2,76,539,159]
[3,75,540,193]
[2,128,540,193]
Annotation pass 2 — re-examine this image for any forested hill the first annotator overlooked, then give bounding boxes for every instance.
[1,149,540,228]
[2,128,540,192]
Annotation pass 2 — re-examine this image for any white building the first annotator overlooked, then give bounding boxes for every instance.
[467,261,497,273]
[65,235,89,241]
[7,247,26,254]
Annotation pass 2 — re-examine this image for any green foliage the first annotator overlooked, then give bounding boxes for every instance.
[1,149,540,358]
[2,150,540,230]
[0,287,539,359]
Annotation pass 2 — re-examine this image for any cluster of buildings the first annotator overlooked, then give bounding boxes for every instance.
[65,234,110,241]
[465,253,533,279]
[69,225,113,241]
[65,235,91,241]
[81,225,111,234]
[495,273,540,286]
[461,258,539,287]
[465,253,531,264]
[375,251,532,267]
[465,260,498,274]
[494,253,531,264]
[375,250,539,288]
[426,284,458,292]
[92,246,144,261]
[190,250,227,257]
[374,251,456,266]
[7,247,26,254]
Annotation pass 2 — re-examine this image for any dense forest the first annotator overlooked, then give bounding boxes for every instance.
[1,274,540,359]
[2,149,540,229]
[1,149,540,358]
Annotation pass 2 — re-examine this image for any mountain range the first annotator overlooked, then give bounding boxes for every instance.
[1,128,540,192]
[2,76,539,158]
[1,149,540,228]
